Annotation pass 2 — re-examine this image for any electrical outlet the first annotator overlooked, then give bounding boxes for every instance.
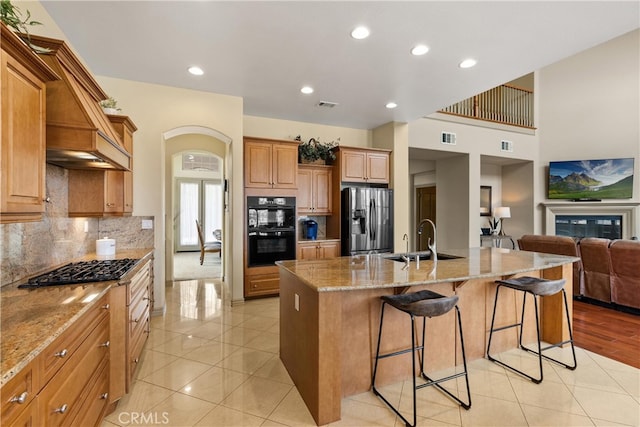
[84,220,89,233]
[294,293,300,311]
[141,219,153,229]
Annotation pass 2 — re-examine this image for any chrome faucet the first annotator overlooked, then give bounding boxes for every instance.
[417,219,437,263]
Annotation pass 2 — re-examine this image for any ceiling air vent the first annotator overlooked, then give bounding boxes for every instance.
[441,132,456,145]
[317,101,339,108]
[501,140,514,152]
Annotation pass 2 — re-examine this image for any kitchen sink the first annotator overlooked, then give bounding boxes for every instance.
[384,252,463,262]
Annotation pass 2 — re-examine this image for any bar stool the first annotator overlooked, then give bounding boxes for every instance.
[487,276,577,384]
[372,290,471,427]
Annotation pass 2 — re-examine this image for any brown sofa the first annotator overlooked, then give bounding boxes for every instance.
[579,238,612,303]
[610,239,640,309]
[518,235,584,296]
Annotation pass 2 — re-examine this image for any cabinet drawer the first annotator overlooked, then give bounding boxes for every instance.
[1,360,38,426]
[129,316,149,381]
[39,316,109,426]
[67,359,109,427]
[128,262,150,306]
[246,274,279,297]
[40,294,109,386]
[129,299,149,340]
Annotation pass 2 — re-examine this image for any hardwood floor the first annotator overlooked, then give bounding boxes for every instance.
[572,299,640,368]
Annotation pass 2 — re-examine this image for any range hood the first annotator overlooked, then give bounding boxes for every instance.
[27,34,131,171]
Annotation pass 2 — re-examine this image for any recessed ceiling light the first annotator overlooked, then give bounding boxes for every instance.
[385,102,398,109]
[351,26,370,40]
[411,44,429,56]
[459,59,477,69]
[300,86,314,94]
[188,66,204,76]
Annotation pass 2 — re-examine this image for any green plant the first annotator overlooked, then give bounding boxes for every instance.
[0,0,46,51]
[99,97,121,111]
[297,136,339,162]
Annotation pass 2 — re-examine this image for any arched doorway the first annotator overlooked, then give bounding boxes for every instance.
[163,126,231,285]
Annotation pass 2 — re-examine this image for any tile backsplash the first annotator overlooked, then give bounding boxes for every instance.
[0,165,154,287]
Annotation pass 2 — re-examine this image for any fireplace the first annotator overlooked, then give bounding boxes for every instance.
[543,202,639,240]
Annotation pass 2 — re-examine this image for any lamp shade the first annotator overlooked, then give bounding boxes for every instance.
[494,207,511,219]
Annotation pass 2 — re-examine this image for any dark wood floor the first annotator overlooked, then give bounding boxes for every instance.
[572,299,640,369]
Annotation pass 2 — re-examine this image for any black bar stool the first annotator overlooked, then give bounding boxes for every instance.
[487,276,577,384]
[372,289,471,427]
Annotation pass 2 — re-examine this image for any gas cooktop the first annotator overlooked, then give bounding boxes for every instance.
[19,258,139,288]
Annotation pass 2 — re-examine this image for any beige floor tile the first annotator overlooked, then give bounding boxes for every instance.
[162,317,209,334]
[145,328,182,348]
[572,384,640,426]
[520,404,595,426]
[266,321,280,335]
[182,339,242,365]
[261,420,288,427]
[238,315,280,332]
[217,346,276,374]
[219,326,264,346]
[135,349,179,380]
[104,381,174,424]
[179,366,249,403]
[591,417,634,426]
[491,349,564,384]
[253,356,294,385]
[221,376,292,418]
[459,394,528,426]
[149,313,182,330]
[509,375,587,415]
[184,320,227,340]
[347,382,403,409]
[556,359,629,395]
[268,388,317,427]
[148,392,215,426]
[607,368,640,399]
[327,399,397,426]
[457,361,516,402]
[195,405,265,426]
[100,419,119,427]
[397,381,462,426]
[151,334,210,357]
[244,331,280,353]
[142,358,211,391]
[219,311,257,326]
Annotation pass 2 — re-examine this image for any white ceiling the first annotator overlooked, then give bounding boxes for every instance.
[41,1,639,130]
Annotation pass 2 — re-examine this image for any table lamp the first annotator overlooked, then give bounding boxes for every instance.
[494,207,511,236]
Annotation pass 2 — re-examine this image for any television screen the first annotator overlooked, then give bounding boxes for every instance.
[548,158,635,200]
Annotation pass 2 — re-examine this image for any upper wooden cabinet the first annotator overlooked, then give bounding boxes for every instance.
[335,147,391,184]
[244,137,298,189]
[0,24,59,224]
[298,165,332,215]
[68,169,127,217]
[107,115,137,213]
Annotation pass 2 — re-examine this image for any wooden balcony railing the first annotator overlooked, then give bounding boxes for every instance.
[439,84,534,128]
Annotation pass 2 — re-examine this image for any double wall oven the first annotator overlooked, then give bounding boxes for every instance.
[247,196,296,267]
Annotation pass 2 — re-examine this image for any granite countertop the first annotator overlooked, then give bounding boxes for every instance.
[276,247,579,292]
[0,248,153,387]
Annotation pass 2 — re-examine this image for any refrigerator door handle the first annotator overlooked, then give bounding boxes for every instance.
[371,198,377,242]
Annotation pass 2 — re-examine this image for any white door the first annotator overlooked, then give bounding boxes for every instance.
[176,179,222,252]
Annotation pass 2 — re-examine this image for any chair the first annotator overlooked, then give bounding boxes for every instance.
[372,290,471,427]
[486,276,577,384]
[579,238,612,303]
[610,239,640,309]
[195,220,221,265]
[212,229,223,258]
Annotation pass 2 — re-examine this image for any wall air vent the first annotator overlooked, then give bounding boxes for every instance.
[441,132,456,145]
[501,140,514,152]
[317,101,339,108]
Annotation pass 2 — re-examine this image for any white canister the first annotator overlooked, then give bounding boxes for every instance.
[96,237,116,256]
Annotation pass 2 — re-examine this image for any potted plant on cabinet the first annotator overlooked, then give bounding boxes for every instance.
[0,0,49,52]
[296,135,339,164]
[100,97,121,115]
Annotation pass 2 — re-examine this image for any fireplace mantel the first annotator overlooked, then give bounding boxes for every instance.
[541,201,640,239]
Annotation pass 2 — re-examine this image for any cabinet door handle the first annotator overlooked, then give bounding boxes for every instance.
[54,349,68,358]
[10,391,28,404]
[54,403,68,414]
[99,340,110,348]
[100,393,109,400]
[102,303,110,310]
[106,203,115,207]
[134,358,139,364]
[43,196,51,203]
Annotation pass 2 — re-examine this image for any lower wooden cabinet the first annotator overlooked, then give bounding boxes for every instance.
[297,240,340,260]
[245,265,280,298]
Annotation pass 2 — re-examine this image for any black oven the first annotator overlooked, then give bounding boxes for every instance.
[247,196,296,267]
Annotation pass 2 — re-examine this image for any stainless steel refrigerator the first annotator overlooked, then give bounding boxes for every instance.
[341,187,394,255]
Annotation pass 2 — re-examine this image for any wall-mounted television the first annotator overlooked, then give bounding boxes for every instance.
[548,158,634,200]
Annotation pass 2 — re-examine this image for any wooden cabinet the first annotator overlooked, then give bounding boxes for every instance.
[0,23,59,224]
[337,147,390,184]
[244,137,298,189]
[107,115,137,214]
[244,265,280,298]
[67,169,128,217]
[127,259,152,384]
[297,240,341,260]
[1,293,110,427]
[298,165,332,215]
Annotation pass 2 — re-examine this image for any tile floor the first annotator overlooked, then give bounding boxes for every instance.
[102,279,640,427]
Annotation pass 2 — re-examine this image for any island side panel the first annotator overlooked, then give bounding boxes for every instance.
[541,263,574,345]
[340,282,457,397]
[279,268,342,425]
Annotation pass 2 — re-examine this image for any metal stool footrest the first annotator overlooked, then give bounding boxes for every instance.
[487,276,577,384]
[372,291,471,427]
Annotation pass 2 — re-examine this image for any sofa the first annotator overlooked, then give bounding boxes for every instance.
[518,235,584,296]
[518,235,640,310]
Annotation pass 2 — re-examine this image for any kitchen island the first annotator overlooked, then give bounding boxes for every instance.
[277,247,578,425]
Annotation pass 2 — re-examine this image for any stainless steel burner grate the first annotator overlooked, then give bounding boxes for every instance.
[20,258,139,288]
